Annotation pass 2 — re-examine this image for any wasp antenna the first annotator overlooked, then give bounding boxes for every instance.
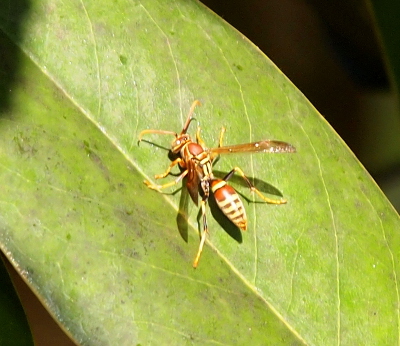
[137,129,177,145]
[182,100,201,134]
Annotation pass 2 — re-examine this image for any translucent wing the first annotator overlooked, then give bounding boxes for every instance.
[186,159,200,205]
[208,140,296,155]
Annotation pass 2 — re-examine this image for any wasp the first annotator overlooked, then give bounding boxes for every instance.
[138,101,296,268]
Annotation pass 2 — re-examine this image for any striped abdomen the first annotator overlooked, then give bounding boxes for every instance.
[211,179,247,231]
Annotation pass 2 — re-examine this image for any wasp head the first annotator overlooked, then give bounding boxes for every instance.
[171,133,191,153]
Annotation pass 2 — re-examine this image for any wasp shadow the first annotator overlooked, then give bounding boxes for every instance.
[176,178,190,243]
[213,169,285,199]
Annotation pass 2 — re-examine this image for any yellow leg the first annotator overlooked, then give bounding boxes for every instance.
[210,126,226,162]
[218,126,226,148]
[154,158,182,179]
[144,169,188,191]
[193,199,208,268]
[196,122,225,149]
[195,126,206,148]
[225,167,287,204]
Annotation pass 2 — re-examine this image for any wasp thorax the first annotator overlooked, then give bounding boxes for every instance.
[187,142,204,156]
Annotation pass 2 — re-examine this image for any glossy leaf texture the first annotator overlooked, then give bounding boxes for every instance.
[0,0,399,345]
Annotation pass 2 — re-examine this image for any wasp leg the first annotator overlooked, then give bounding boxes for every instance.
[154,158,183,179]
[195,126,206,148]
[144,169,188,191]
[210,126,226,162]
[218,126,226,148]
[193,198,208,268]
[224,167,287,204]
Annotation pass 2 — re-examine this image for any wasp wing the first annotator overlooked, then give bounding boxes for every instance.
[186,159,200,205]
[208,140,296,155]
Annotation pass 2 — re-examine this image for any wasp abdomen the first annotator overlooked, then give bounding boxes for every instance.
[211,179,247,231]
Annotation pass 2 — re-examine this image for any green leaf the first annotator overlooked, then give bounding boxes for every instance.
[0,0,399,344]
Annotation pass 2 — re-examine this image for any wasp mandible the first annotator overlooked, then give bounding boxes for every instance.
[138,101,296,268]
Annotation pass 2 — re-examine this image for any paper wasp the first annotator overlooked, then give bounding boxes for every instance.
[138,101,296,268]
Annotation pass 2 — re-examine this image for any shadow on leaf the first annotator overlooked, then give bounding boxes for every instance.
[213,170,285,198]
[176,179,190,243]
